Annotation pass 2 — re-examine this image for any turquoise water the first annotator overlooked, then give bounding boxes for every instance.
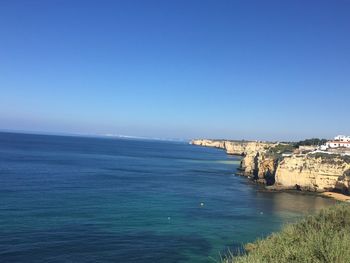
[0,132,335,262]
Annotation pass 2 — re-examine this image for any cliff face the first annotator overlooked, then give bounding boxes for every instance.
[191,139,350,194]
[190,139,226,149]
[190,139,245,154]
[256,153,279,185]
[191,139,277,184]
[239,151,279,185]
[190,139,272,156]
[275,154,350,193]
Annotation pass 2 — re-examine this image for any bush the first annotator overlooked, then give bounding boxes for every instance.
[222,203,350,263]
[294,138,328,147]
[265,144,295,159]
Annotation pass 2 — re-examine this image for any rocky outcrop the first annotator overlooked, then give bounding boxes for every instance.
[190,139,245,154]
[239,151,279,185]
[191,139,277,185]
[256,153,279,185]
[190,139,226,150]
[190,139,272,156]
[275,154,350,193]
[191,139,350,194]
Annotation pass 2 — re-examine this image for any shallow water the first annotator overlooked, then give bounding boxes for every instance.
[0,132,336,262]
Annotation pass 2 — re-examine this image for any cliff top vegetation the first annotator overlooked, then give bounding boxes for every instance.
[280,138,328,147]
[222,203,350,263]
[265,144,295,159]
[294,138,328,147]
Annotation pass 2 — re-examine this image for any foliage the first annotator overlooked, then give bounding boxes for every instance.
[294,138,328,147]
[222,204,350,263]
[265,144,295,159]
[269,144,295,154]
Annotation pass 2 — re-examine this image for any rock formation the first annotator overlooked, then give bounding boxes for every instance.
[190,139,272,156]
[275,154,350,193]
[191,139,277,185]
[190,139,350,194]
[190,139,226,150]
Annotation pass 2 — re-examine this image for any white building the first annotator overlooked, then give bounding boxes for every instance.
[325,135,350,148]
[334,135,350,142]
[320,145,328,151]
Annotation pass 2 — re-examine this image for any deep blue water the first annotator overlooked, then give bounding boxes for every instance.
[0,132,336,262]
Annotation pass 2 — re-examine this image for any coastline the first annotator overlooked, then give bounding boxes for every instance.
[191,139,350,202]
[321,191,350,202]
[243,173,350,202]
[191,138,350,261]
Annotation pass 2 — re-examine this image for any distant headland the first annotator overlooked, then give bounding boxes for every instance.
[190,135,350,202]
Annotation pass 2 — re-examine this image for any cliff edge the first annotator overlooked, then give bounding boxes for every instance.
[275,153,350,193]
[190,139,350,194]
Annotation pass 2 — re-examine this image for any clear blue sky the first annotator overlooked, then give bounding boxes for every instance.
[1,0,349,141]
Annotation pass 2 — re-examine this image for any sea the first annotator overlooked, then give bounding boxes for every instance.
[0,132,336,262]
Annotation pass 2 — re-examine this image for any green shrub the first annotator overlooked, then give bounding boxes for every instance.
[222,203,350,263]
[294,138,328,147]
[265,144,295,159]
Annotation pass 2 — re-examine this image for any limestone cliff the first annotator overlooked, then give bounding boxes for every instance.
[190,139,226,150]
[191,139,350,194]
[275,154,350,193]
[191,139,277,184]
[190,139,272,156]
[190,139,245,154]
[256,153,279,185]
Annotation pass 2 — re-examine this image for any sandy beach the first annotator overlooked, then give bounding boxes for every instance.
[322,192,350,202]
